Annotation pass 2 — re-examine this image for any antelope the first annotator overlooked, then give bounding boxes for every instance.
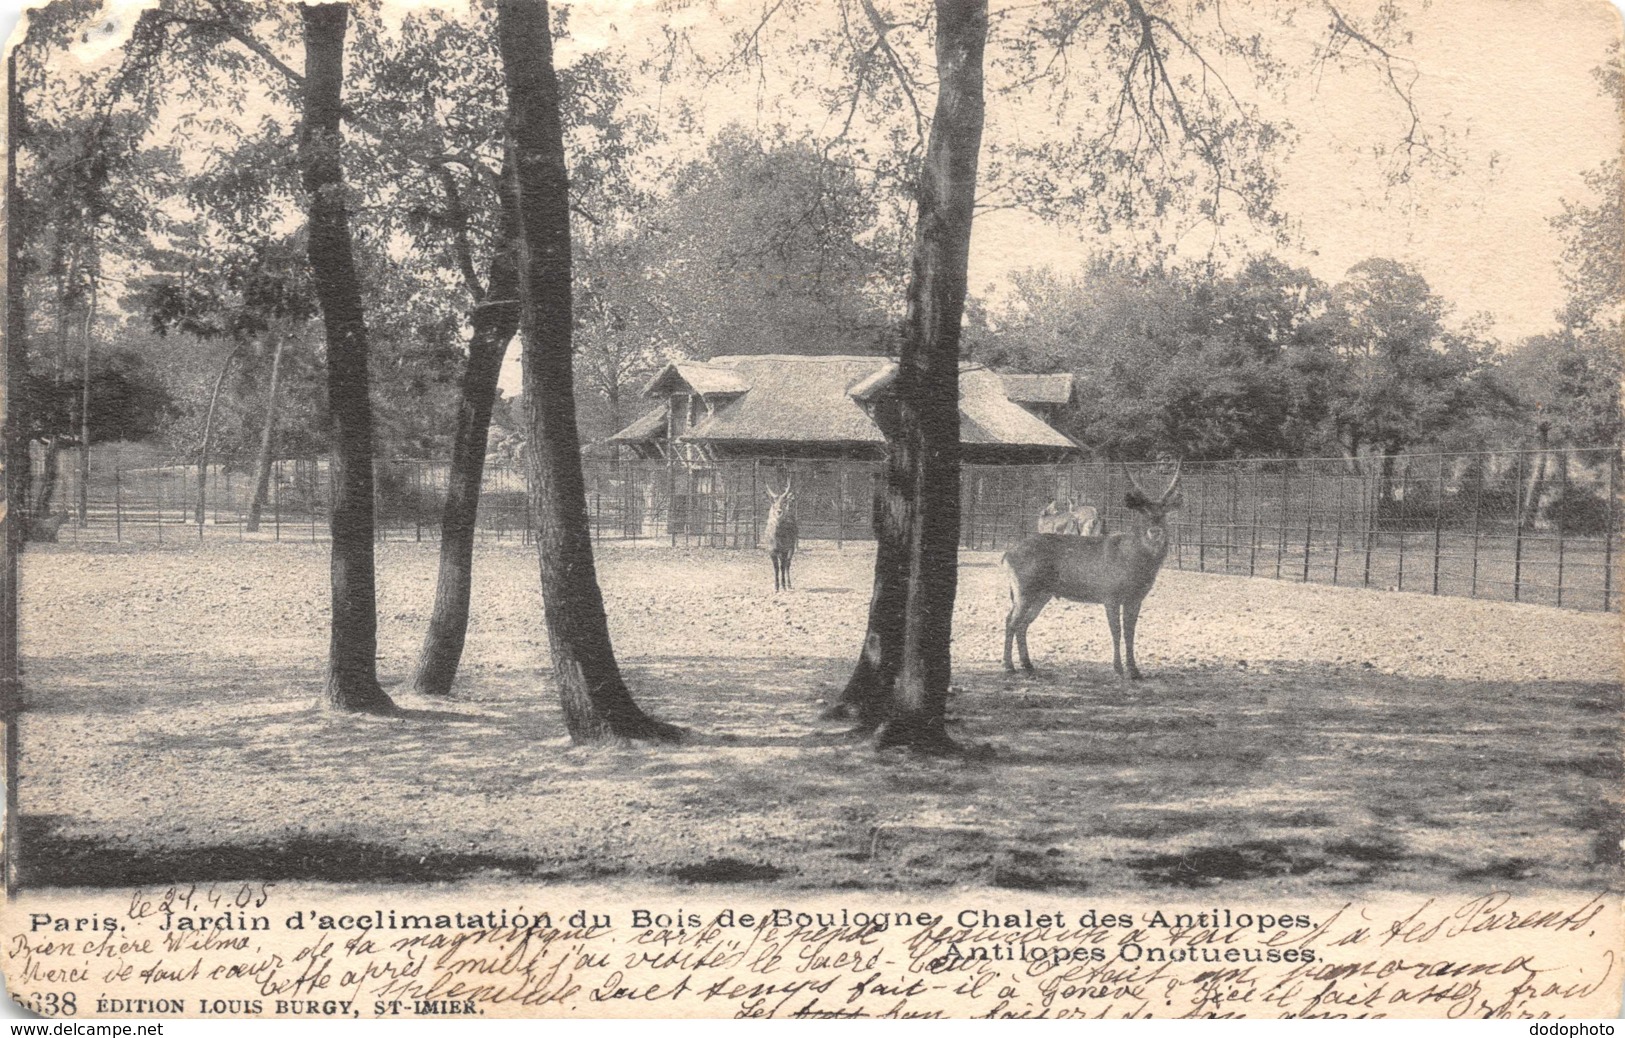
[1037,495,1102,536]
[1003,461,1183,679]
[762,481,799,591]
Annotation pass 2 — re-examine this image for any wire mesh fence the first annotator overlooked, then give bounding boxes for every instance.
[24,445,1620,611]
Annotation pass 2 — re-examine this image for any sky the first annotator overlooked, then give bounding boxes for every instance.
[1,0,1620,398]
[973,0,1621,339]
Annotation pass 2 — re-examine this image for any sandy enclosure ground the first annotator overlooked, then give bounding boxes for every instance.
[14,539,1622,893]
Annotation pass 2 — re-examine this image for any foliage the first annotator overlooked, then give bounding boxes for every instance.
[21,348,175,445]
[1318,258,1493,460]
[1546,483,1614,536]
[1495,330,1622,450]
[982,254,1335,459]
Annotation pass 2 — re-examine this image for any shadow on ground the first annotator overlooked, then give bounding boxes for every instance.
[16,651,1621,892]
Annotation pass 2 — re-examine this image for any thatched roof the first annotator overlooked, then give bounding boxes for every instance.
[605,405,666,444]
[606,354,1077,452]
[689,355,891,444]
[960,368,1075,447]
[643,361,750,398]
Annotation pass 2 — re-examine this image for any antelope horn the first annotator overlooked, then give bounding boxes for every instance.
[1120,462,1148,497]
[1160,458,1183,502]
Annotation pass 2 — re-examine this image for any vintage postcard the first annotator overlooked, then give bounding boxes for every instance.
[0,0,1619,1022]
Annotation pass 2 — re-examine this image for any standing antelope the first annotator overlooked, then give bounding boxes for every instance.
[762,481,799,591]
[1037,495,1102,536]
[1003,461,1183,679]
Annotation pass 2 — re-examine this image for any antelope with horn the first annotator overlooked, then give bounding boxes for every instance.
[762,479,799,591]
[1037,494,1102,536]
[1003,460,1183,678]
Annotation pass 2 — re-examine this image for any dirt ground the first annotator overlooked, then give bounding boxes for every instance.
[15,538,1622,893]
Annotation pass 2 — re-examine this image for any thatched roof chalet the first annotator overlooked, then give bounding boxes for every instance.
[608,354,1079,464]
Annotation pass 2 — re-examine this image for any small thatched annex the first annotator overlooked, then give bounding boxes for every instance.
[607,354,1080,464]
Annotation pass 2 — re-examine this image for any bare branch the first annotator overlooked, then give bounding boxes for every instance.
[1318,1,1457,174]
[702,0,790,85]
[856,0,925,151]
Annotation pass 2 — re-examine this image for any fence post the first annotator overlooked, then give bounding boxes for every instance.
[1432,453,1445,596]
[273,459,282,541]
[1301,465,1313,582]
[197,463,205,541]
[1195,467,1207,572]
[1227,467,1238,574]
[156,471,163,545]
[414,464,423,543]
[1362,463,1374,589]
[1605,452,1616,611]
[1248,467,1260,577]
[1469,456,1483,598]
[1274,466,1287,580]
[1395,457,1407,591]
[1331,468,1344,586]
[1512,452,1525,602]
[113,454,122,543]
[668,462,677,547]
[1555,496,1566,609]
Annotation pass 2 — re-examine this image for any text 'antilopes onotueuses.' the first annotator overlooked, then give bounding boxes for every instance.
[1003,461,1183,679]
[762,481,799,592]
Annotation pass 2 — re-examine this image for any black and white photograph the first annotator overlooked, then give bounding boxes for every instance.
[0,0,1619,1021]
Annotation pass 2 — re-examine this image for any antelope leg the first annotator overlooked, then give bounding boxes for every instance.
[1122,598,1143,680]
[1106,602,1124,676]
[1003,611,1018,671]
[1015,594,1048,672]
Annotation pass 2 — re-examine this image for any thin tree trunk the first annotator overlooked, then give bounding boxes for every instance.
[299,3,394,715]
[196,346,239,525]
[497,0,678,743]
[244,333,288,532]
[837,0,985,754]
[33,440,60,521]
[1521,424,1551,530]
[412,173,521,696]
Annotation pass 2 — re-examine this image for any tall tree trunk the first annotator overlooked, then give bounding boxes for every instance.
[1377,448,1399,517]
[837,0,985,754]
[829,403,910,731]
[75,277,94,526]
[411,172,521,696]
[196,346,238,525]
[244,333,288,532]
[497,0,678,743]
[299,3,394,715]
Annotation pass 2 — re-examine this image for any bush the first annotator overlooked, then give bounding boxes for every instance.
[1545,485,1615,536]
